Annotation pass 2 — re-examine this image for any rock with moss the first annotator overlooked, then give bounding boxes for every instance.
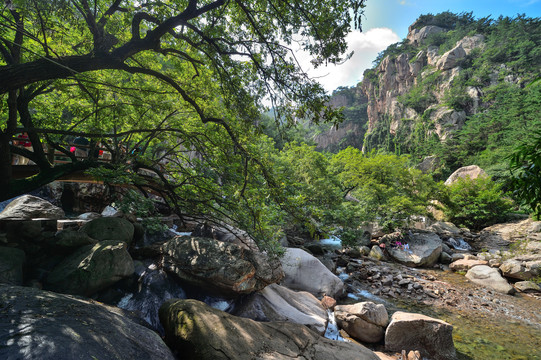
[159,299,380,360]
[162,236,283,296]
[0,285,175,360]
[45,240,134,296]
[80,216,135,245]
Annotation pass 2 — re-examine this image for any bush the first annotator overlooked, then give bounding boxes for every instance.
[443,176,513,230]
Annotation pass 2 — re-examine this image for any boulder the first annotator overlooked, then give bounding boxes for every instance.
[232,283,328,335]
[192,221,258,250]
[0,247,25,285]
[449,259,488,272]
[514,281,541,293]
[162,236,283,296]
[80,217,135,245]
[387,232,442,267]
[444,165,487,185]
[280,248,344,298]
[456,34,485,55]
[500,259,541,281]
[54,228,98,249]
[0,195,64,220]
[439,251,452,264]
[159,299,380,360]
[369,245,386,261]
[45,240,134,296]
[385,311,457,360]
[465,265,515,295]
[335,302,389,343]
[436,45,466,70]
[0,285,175,360]
[428,221,461,236]
[407,25,445,46]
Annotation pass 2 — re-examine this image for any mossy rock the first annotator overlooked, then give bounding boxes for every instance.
[80,217,134,245]
[45,240,134,297]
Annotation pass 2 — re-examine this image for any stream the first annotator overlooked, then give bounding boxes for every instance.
[344,269,541,360]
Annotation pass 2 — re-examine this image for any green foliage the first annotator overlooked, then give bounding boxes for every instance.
[442,176,513,230]
[509,131,541,219]
[115,190,168,234]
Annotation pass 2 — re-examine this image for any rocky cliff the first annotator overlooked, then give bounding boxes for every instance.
[358,12,540,167]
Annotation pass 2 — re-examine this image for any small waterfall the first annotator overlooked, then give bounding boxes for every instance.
[448,237,472,251]
[323,310,346,341]
[116,261,187,334]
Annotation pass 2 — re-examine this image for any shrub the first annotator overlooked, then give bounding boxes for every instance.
[443,176,513,230]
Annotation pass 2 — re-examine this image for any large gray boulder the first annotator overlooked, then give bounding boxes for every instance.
[0,247,25,285]
[280,248,344,298]
[386,232,442,267]
[0,195,64,219]
[385,311,457,360]
[0,285,175,360]
[159,299,380,360]
[335,302,389,343]
[80,217,135,245]
[232,283,328,335]
[45,240,134,296]
[162,236,283,296]
[465,265,515,294]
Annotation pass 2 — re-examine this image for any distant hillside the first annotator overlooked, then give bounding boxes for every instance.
[323,12,541,181]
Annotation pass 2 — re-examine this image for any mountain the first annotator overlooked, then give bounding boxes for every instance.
[322,12,541,180]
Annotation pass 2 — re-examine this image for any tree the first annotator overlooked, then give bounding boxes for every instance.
[509,131,541,219]
[0,0,366,248]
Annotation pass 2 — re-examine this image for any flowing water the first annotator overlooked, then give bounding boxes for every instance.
[345,270,541,360]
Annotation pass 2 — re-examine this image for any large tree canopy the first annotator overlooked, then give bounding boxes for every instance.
[0,0,365,248]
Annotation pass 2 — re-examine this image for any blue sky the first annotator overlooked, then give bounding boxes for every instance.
[300,0,541,92]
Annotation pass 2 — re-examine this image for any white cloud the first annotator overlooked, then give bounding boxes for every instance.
[293,28,401,93]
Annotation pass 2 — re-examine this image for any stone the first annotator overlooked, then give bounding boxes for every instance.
[431,106,466,141]
[437,45,466,70]
[232,283,328,335]
[407,25,445,46]
[387,232,442,268]
[77,212,101,220]
[369,245,386,261]
[456,34,485,55]
[163,236,283,296]
[191,221,258,250]
[80,217,135,245]
[444,165,487,185]
[428,221,461,235]
[0,285,175,360]
[440,252,452,264]
[385,311,457,360]
[514,281,541,293]
[321,295,337,310]
[54,228,98,249]
[500,259,541,281]
[465,265,515,295]
[45,240,134,296]
[0,247,25,285]
[335,302,389,343]
[280,247,344,298]
[160,299,380,360]
[0,195,64,220]
[450,259,488,272]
